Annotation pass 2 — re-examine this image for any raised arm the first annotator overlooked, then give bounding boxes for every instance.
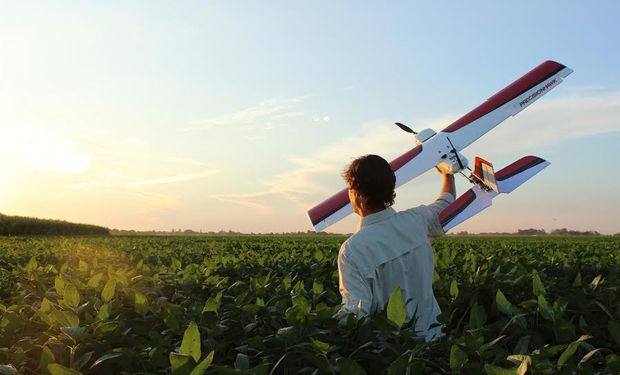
[418,171,457,236]
[440,172,456,198]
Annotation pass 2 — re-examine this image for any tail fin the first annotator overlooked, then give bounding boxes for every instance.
[472,156,499,192]
[440,156,550,232]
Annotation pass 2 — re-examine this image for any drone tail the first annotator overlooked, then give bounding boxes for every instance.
[472,156,499,192]
[439,156,550,232]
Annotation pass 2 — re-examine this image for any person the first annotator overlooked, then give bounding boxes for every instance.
[336,154,456,341]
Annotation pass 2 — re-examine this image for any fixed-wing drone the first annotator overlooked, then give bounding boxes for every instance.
[307,60,573,232]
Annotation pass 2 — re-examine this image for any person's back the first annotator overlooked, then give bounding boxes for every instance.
[336,154,455,341]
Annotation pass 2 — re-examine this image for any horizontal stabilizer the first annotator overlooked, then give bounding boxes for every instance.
[439,156,550,232]
[496,156,550,193]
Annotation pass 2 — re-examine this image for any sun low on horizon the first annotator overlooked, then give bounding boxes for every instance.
[1,2,619,234]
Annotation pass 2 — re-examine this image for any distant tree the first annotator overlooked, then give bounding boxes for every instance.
[516,228,547,236]
[551,228,601,236]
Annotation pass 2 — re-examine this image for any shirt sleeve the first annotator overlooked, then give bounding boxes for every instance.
[414,192,455,237]
[337,245,372,318]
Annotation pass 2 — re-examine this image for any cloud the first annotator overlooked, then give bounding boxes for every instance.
[178,96,311,132]
[210,191,274,214]
[314,116,330,123]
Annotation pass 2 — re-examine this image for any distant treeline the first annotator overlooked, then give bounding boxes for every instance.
[110,229,341,236]
[454,228,606,236]
[0,214,109,236]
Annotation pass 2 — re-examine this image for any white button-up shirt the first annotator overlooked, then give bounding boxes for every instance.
[337,192,455,341]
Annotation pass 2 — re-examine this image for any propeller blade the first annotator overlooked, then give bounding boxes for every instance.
[395,122,417,134]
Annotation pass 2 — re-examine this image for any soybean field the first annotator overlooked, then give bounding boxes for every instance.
[0,235,619,374]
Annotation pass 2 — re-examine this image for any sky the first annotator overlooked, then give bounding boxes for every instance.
[1,1,619,234]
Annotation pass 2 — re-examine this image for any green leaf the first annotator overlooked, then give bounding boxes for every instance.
[51,309,79,327]
[87,273,104,289]
[387,287,406,328]
[40,298,53,313]
[97,303,111,320]
[78,260,89,273]
[63,284,80,308]
[169,353,192,375]
[26,256,38,273]
[484,364,517,375]
[608,320,620,346]
[101,279,116,303]
[607,354,620,373]
[537,295,554,321]
[55,276,66,296]
[532,270,546,296]
[312,280,324,296]
[134,292,149,315]
[572,272,582,287]
[449,279,459,298]
[469,302,487,329]
[557,341,580,368]
[385,353,408,375]
[450,345,468,371]
[495,289,513,316]
[310,338,331,353]
[40,346,55,375]
[60,327,86,340]
[313,249,324,262]
[202,291,222,315]
[189,351,214,375]
[336,357,366,375]
[292,295,311,315]
[234,353,249,370]
[513,336,530,354]
[558,335,591,368]
[47,364,82,375]
[180,321,201,362]
[72,351,93,372]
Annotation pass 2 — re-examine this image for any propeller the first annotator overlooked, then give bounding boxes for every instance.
[395,122,417,134]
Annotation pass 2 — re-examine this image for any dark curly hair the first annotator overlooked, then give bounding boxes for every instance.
[343,154,396,211]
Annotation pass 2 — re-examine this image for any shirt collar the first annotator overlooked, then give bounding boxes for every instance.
[358,207,396,231]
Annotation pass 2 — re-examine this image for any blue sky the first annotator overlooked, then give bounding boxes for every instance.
[1,1,619,233]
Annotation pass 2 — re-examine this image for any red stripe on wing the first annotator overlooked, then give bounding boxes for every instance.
[495,156,545,181]
[308,188,349,226]
[442,61,566,133]
[389,145,423,170]
[439,189,476,228]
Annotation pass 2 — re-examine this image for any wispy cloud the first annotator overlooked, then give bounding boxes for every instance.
[178,96,312,132]
[314,116,330,123]
[210,191,274,214]
[127,171,219,188]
